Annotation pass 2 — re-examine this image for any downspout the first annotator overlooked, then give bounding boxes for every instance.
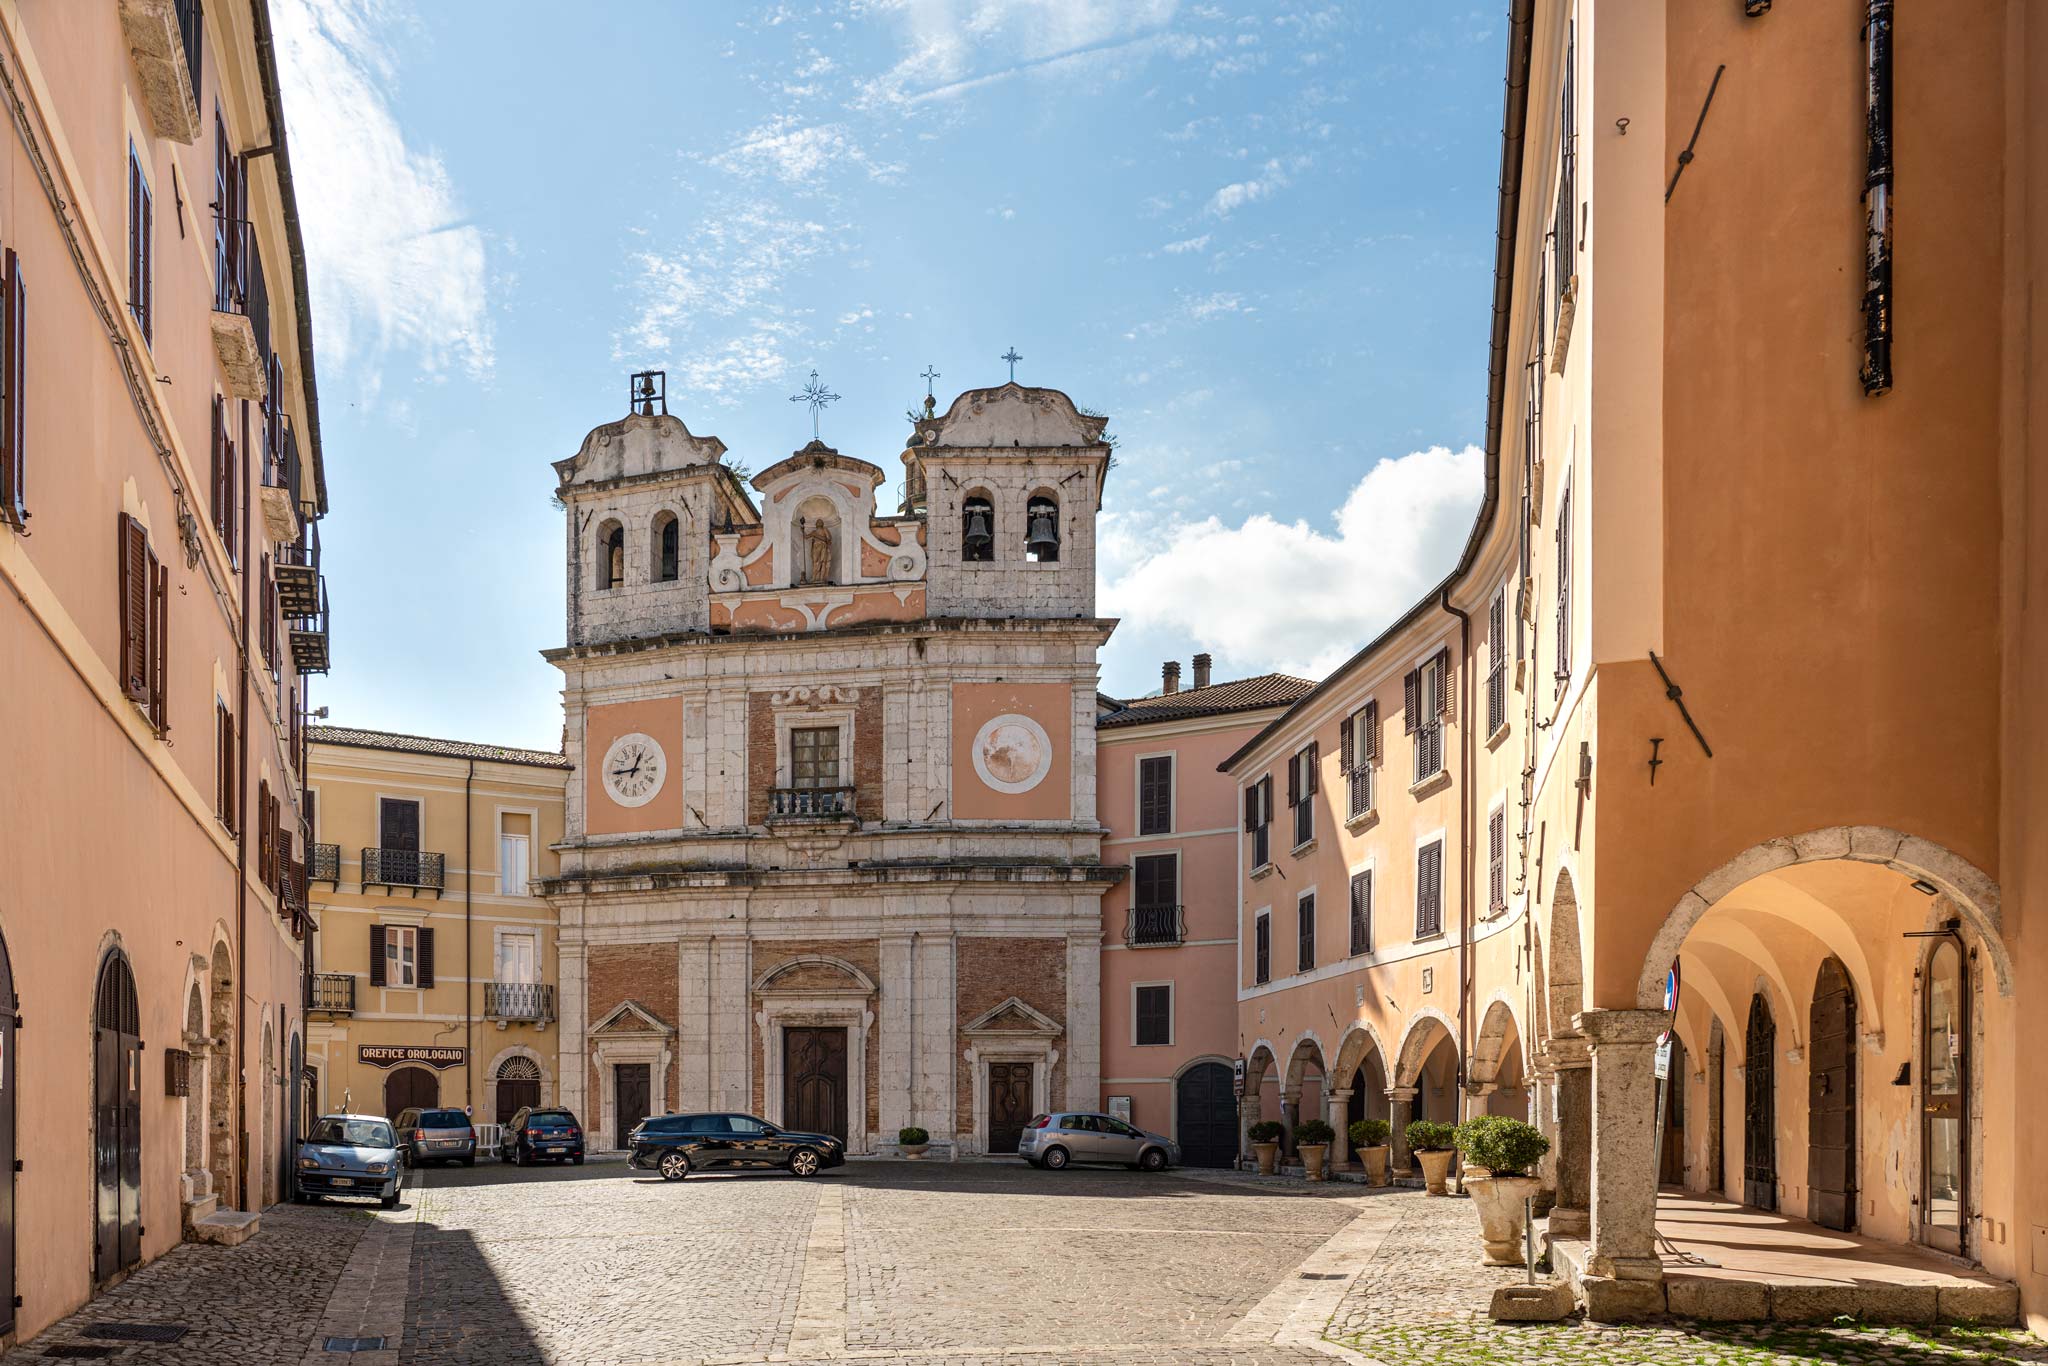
[1440,588,1474,1125]
[234,403,252,1212]
[465,758,475,1116]
[1859,0,1894,395]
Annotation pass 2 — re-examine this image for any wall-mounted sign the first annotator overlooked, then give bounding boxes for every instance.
[1107,1095,1133,1124]
[359,1045,465,1071]
[1232,1056,1247,1098]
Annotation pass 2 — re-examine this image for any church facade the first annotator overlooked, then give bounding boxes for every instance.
[541,380,1121,1156]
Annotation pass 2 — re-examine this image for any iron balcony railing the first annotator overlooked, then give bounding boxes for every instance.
[485,982,556,1025]
[213,213,249,317]
[289,576,330,675]
[309,841,340,884]
[275,520,322,617]
[1123,904,1185,948]
[307,973,355,1015]
[769,785,854,820]
[264,414,304,513]
[361,847,444,896]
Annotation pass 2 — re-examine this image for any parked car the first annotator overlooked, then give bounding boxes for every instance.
[499,1106,586,1166]
[294,1113,404,1207]
[1018,1112,1180,1172]
[394,1106,477,1167]
[626,1112,846,1181]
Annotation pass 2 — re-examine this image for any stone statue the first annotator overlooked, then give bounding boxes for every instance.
[802,517,835,585]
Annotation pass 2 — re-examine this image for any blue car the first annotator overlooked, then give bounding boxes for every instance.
[294,1113,405,1208]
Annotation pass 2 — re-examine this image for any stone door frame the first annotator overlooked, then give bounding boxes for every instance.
[756,995,873,1154]
[588,1000,674,1152]
[962,996,1064,1157]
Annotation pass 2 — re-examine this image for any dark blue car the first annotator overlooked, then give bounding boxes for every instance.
[627,1112,846,1181]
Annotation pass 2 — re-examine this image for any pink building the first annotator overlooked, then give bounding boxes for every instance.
[1095,658,1311,1166]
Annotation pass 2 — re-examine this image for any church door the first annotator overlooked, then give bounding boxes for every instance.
[988,1062,1033,1156]
[615,1064,651,1149]
[783,1028,849,1144]
[1807,957,1858,1230]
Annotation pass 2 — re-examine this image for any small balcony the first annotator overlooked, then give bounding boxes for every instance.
[118,0,202,143]
[260,417,307,545]
[361,847,443,898]
[485,982,556,1027]
[211,217,266,398]
[1123,904,1186,948]
[289,577,330,675]
[307,973,356,1016]
[768,785,855,822]
[276,522,322,617]
[309,842,340,885]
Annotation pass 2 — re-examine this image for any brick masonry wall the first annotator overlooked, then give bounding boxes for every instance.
[745,688,886,824]
[955,936,1068,1125]
[750,938,882,1134]
[587,944,681,1117]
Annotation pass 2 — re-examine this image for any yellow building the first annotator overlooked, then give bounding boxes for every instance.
[305,728,568,1135]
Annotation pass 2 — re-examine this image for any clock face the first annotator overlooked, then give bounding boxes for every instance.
[600,732,666,808]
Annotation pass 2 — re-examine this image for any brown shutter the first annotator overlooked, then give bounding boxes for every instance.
[1337,716,1354,774]
[1243,784,1257,833]
[418,927,436,989]
[117,513,150,702]
[1259,775,1273,825]
[149,552,169,732]
[0,248,24,529]
[1402,668,1420,734]
[256,780,272,882]
[1364,701,1381,762]
[1303,742,1319,796]
[369,923,387,987]
[1433,648,1451,720]
[1286,751,1300,807]
[1555,487,1572,682]
[140,169,153,343]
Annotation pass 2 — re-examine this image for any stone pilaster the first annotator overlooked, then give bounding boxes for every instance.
[877,934,915,1137]
[1386,1086,1418,1172]
[1064,928,1101,1110]
[1548,1038,1592,1238]
[676,938,712,1109]
[558,942,587,1118]
[914,932,957,1137]
[1575,1008,1670,1284]
[710,935,750,1111]
[1326,1088,1353,1166]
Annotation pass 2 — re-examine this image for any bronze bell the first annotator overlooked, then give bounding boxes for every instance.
[1027,508,1059,559]
[963,506,993,557]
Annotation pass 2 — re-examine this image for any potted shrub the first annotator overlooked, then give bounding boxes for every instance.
[898,1126,930,1159]
[1454,1115,1551,1264]
[1248,1119,1284,1175]
[1348,1118,1392,1186]
[1293,1118,1334,1181]
[1407,1120,1459,1195]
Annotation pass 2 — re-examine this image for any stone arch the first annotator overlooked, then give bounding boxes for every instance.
[650,507,681,582]
[961,487,996,562]
[1332,1020,1392,1082]
[1024,488,1061,562]
[486,1044,552,1126]
[595,518,625,590]
[791,494,842,586]
[751,954,878,995]
[1244,1040,1279,1099]
[206,938,234,1205]
[1547,865,1586,1040]
[1470,993,1525,1086]
[1393,1007,1459,1088]
[1635,826,2010,1008]
[1284,1032,1327,1094]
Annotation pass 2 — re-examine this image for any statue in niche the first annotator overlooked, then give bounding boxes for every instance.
[800,516,836,586]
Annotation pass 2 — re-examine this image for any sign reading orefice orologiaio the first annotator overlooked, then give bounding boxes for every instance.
[358,1045,465,1070]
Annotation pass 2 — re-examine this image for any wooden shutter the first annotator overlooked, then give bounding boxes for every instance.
[1337,716,1354,774]
[149,552,169,732]
[0,248,24,529]
[1432,648,1451,720]
[1243,784,1258,833]
[1260,775,1273,825]
[256,780,273,882]
[1489,807,1506,910]
[1417,841,1443,936]
[369,923,387,987]
[1297,893,1315,971]
[1555,487,1572,683]
[1363,701,1380,762]
[1402,668,1420,734]
[1285,751,1299,808]
[1136,986,1170,1046]
[117,514,150,702]
[1138,756,1171,835]
[418,927,436,988]
[1303,742,1319,796]
[1350,870,1373,956]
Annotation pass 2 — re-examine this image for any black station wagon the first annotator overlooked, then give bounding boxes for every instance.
[627,1112,846,1180]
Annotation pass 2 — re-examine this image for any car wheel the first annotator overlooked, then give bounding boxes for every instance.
[788,1148,822,1178]
[1139,1147,1167,1172]
[658,1150,691,1182]
[511,1146,524,1168]
[1041,1145,1070,1171]
[380,1192,399,1209]
[572,1154,585,1165]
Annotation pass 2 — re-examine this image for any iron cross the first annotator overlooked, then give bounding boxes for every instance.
[920,364,941,399]
[1001,347,1022,382]
[791,369,840,442]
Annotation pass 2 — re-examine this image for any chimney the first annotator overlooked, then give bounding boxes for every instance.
[1162,661,1181,694]
[1192,653,1213,690]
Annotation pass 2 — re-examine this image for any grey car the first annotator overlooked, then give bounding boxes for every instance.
[394,1106,477,1167]
[1017,1112,1180,1172]
[294,1114,404,1207]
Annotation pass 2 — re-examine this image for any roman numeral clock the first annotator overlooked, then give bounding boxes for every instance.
[601,732,666,807]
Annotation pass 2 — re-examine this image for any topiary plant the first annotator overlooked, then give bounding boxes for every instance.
[1349,1118,1391,1148]
[898,1126,929,1146]
[1293,1118,1334,1146]
[1452,1115,1550,1176]
[1248,1119,1285,1144]
[1406,1119,1458,1153]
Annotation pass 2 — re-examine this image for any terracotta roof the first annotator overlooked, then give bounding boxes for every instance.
[309,725,571,770]
[1097,673,1317,729]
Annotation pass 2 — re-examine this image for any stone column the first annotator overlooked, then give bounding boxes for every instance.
[1238,1095,1261,1167]
[1576,1008,1671,1305]
[877,933,915,1137]
[913,932,956,1141]
[1386,1086,1417,1174]
[1064,928,1102,1111]
[1280,1090,1299,1159]
[557,941,588,1118]
[710,936,751,1112]
[1326,1088,1352,1167]
[675,938,712,1110]
[1548,1038,1592,1238]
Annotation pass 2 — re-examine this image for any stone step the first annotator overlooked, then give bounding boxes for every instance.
[190,1209,260,1247]
[181,1193,219,1231]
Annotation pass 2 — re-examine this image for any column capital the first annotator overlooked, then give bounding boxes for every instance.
[1545,1037,1593,1070]
[1385,1085,1419,1101]
[1574,1008,1669,1048]
[1327,1088,1354,1101]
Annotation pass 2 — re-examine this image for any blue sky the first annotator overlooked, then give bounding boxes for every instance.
[274,1,1501,751]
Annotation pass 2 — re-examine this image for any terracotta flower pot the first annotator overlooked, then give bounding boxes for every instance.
[901,1144,929,1160]
[1299,1143,1329,1181]
[1464,1173,1543,1264]
[1417,1147,1456,1195]
[1359,1144,1390,1187]
[1254,1141,1280,1175]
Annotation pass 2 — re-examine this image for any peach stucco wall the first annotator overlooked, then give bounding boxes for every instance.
[949,682,1074,821]
[583,698,686,836]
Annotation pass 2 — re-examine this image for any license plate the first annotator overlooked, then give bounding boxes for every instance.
[435,1140,464,1148]
[331,1177,354,1187]
[546,1146,566,1153]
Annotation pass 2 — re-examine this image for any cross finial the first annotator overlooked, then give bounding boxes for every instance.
[920,364,941,399]
[790,369,840,443]
[1001,347,1022,383]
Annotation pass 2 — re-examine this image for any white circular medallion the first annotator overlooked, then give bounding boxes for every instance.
[971,713,1053,795]
[600,731,667,808]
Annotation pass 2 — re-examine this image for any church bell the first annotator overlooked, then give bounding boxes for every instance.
[964,506,994,558]
[1026,508,1060,559]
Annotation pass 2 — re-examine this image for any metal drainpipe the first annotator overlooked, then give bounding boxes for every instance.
[1440,588,1474,1128]
[465,758,475,1116]
[234,403,252,1212]
[1860,0,1894,396]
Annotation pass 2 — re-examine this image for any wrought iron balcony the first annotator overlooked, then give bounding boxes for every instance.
[485,981,556,1025]
[210,216,265,399]
[309,842,340,885]
[768,785,855,821]
[260,416,307,544]
[361,846,443,897]
[276,521,321,616]
[307,973,355,1016]
[1123,904,1186,948]
[289,576,330,675]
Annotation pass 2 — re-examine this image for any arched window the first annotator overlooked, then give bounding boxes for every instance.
[1025,493,1060,562]
[596,521,624,591]
[962,492,995,563]
[653,512,680,583]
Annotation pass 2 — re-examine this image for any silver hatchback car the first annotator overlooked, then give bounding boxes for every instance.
[1017,1112,1180,1171]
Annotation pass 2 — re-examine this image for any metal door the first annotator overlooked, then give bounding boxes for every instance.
[1659,1035,1687,1186]
[1743,993,1777,1211]
[1807,958,1858,1230]
[1921,940,1968,1254]
[1175,1062,1239,1168]
[382,1066,438,1118]
[615,1063,651,1149]
[988,1062,1032,1155]
[782,1028,848,1144]
[93,953,142,1285]
[0,929,14,1333]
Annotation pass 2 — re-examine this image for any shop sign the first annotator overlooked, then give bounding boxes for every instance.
[359,1045,465,1070]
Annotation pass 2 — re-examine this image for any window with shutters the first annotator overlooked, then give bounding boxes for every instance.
[1405,651,1450,784]
[258,553,276,671]
[1286,744,1317,849]
[378,797,421,851]
[1551,21,1577,325]
[1253,911,1271,985]
[1296,891,1316,973]
[257,779,274,883]
[1244,774,1273,870]
[215,700,238,832]
[1349,869,1373,956]
[128,145,154,346]
[1554,483,1572,693]
[1415,839,1444,938]
[1132,852,1178,910]
[1339,701,1377,819]
[117,512,170,734]
[1136,754,1173,836]
[1486,583,1509,738]
[0,247,26,531]
[210,394,237,563]
[1134,984,1172,1047]
[1488,802,1507,914]
[384,925,420,988]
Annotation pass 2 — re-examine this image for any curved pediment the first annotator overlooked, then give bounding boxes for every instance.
[920,383,1108,451]
[554,412,728,490]
[752,954,878,996]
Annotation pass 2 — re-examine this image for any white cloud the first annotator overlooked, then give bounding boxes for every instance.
[1162,233,1211,253]
[711,117,904,185]
[1098,444,1484,688]
[271,0,492,387]
[1206,157,1292,216]
[857,0,1181,107]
